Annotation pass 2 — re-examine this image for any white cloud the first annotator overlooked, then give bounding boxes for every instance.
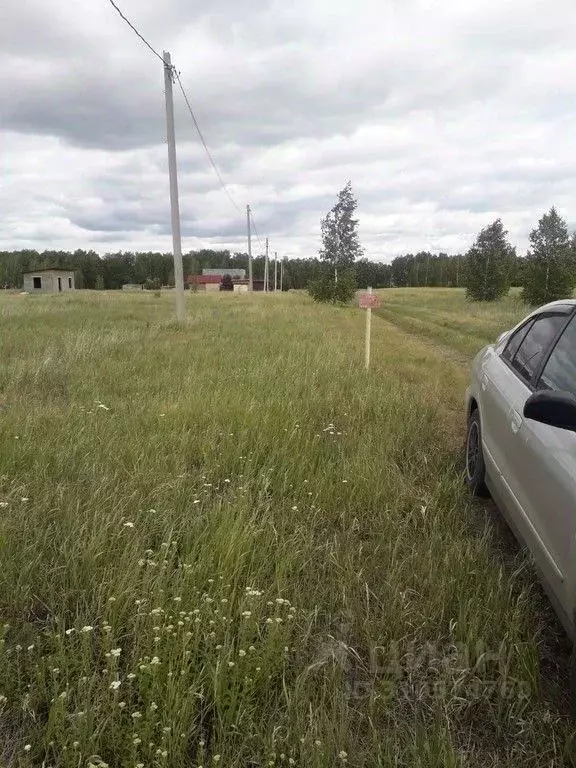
[3,0,576,260]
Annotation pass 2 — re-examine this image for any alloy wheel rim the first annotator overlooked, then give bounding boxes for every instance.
[466,421,480,481]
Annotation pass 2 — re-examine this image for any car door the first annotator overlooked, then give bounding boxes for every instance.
[478,312,572,576]
[510,315,576,629]
[478,319,535,487]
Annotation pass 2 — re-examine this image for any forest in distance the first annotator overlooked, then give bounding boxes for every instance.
[0,248,529,292]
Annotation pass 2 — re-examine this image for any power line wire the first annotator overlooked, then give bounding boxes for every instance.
[106,0,165,65]
[250,211,264,250]
[106,0,251,227]
[174,72,244,216]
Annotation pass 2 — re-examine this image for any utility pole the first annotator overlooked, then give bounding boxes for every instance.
[246,205,253,291]
[264,238,269,292]
[280,257,284,291]
[274,251,278,292]
[163,51,185,323]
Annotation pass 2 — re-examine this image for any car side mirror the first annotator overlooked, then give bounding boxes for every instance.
[524,390,576,432]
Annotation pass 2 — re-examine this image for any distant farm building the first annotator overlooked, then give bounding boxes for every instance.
[23,269,75,293]
[187,275,223,292]
[202,268,246,279]
[186,272,265,292]
[122,284,144,291]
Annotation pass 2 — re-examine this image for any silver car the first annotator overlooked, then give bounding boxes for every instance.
[465,300,576,654]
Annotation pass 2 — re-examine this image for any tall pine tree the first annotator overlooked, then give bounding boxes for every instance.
[465,219,515,301]
[522,208,574,306]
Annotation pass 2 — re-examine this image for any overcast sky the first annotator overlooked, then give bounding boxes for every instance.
[3,0,576,261]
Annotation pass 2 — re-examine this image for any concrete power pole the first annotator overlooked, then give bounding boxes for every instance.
[246,205,253,291]
[280,257,284,292]
[274,251,278,292]
[163,51,186,323]
[264,238,269,292]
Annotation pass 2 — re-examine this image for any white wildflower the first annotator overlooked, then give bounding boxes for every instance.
[109,680,121,690]
[123,522,134,528]
[81,626,93,633]
[111,648,121,657]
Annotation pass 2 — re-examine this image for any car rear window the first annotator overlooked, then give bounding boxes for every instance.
[502,321,533,363]
[539,316,576,396]
[510,314,567,383]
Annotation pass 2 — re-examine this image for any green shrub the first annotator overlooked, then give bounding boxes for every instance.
[308,270,356,305]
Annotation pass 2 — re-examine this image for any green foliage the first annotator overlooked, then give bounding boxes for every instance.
[522,208,575,306]
[144,277,162,291]
[308,269,356,304]
[319,182,363,278]
[389,252,468,288]
[220,274,234,291]
[464,219,515,302]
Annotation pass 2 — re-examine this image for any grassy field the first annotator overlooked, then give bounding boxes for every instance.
[0,288,574,767]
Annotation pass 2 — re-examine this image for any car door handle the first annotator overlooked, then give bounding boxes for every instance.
[510,409,523,434]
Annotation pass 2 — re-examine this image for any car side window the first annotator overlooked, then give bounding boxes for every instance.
[502,321,533,363]
[538,316,576,396]
[509,314,568,383]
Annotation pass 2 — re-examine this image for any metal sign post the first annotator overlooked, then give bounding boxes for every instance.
[359,287,380,371]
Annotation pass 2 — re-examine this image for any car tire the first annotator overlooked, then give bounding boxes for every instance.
[571,642,576,720]
[465,409,490,497]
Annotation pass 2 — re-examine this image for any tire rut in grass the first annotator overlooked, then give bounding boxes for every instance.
[372,309,472,366]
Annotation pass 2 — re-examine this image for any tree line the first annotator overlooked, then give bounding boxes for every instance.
[0,247,397,292]
[0,245,553,295]
[1,208,574,306]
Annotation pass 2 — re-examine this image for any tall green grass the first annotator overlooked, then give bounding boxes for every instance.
[0,290,573,767]
[374,288,529,358]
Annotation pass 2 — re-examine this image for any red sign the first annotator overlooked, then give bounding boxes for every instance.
[359,293,380,309]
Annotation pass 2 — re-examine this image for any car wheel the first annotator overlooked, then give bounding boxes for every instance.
[571,642,576,720]
[465,409,489,497]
